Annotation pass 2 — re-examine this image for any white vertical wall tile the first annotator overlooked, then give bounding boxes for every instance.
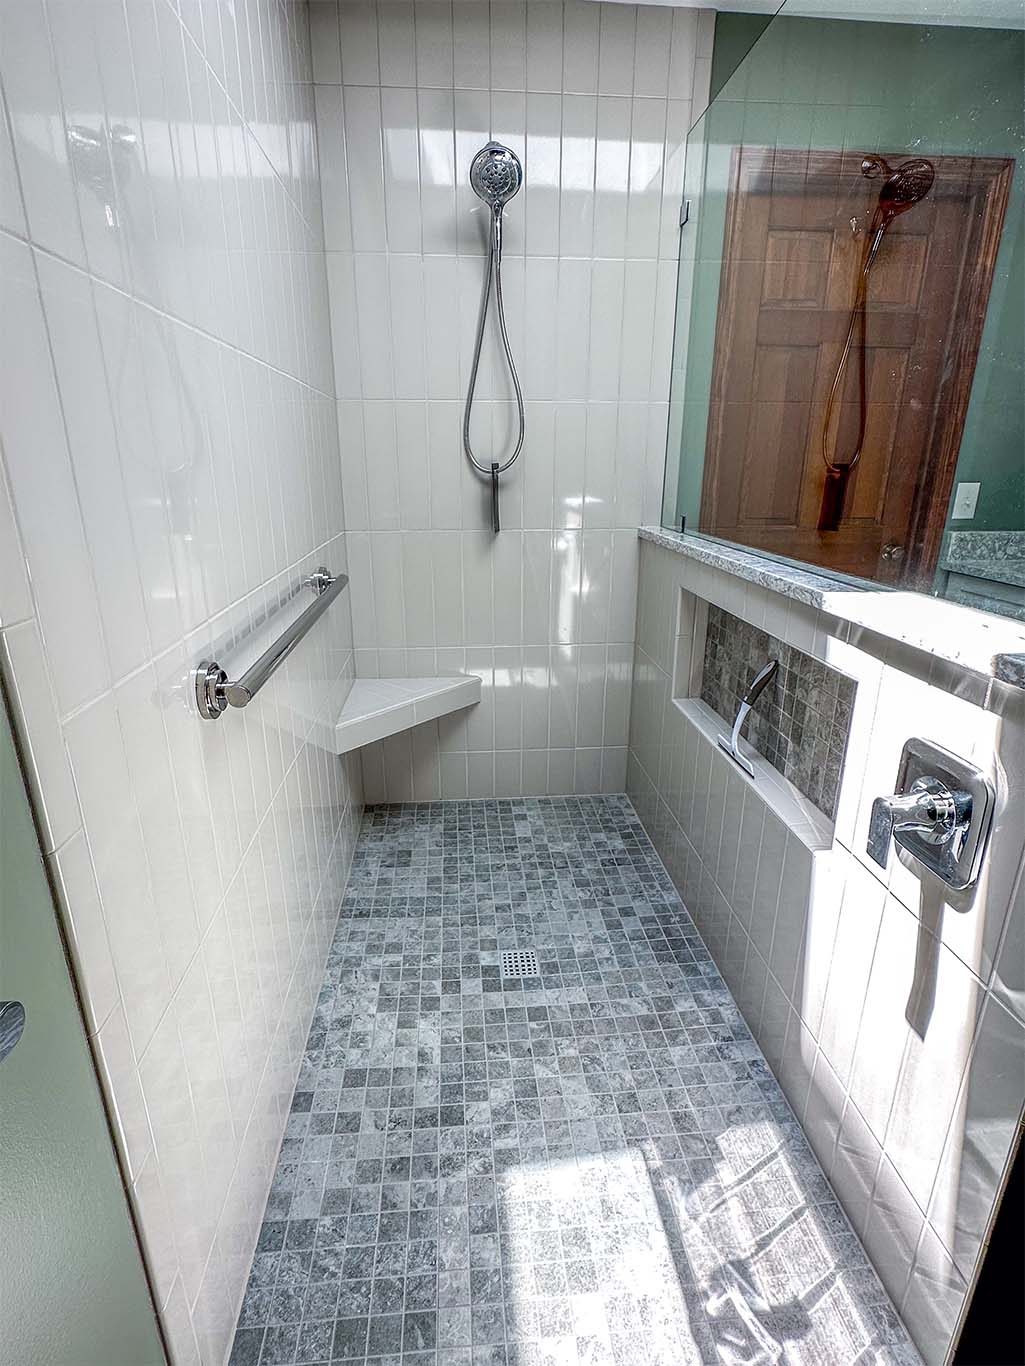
[389,257,427,399]
[0,0,84,264]
[0,235,108,714]
[328,252,361,395]
[669,7,700,100]
[92,284,184,658]
[593,95,631,258]
[562,0,600,95]
[454,88,492,255]
[309,2,342,83]
[353,253,394,396]
[453,1,491,89]
[1,619,80,852]
[1,6,360,1364]
[418,88,458,254]
[316,85,353,250]
[598,3,636,97]
[0,459,31,628]
[378,2,416,86]
[626,98,667,259]
[491,3,527,93]
[633,7,673,99]
[525,93,561,255]
[343,85,387,250]
[559,94,597,257]
[619,259,659,400]
[556,258,592,399]
[415,1,454,88]
[339,1,380,84]
[380,87,422,254]
[587,258,625,401]
[526,3,563,94]
[34,254,150,680]
[626,536,1025,1366]
[423,256,462,397]
[319,0,699,795]
[0,86,27,237]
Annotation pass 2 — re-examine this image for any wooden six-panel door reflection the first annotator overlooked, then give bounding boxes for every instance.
[699,149,1012,586]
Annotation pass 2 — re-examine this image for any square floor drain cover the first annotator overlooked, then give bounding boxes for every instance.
[501,949,539,979]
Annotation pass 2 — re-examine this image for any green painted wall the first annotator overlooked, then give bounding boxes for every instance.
[0,697,165,1366]
[709,12,774,104]
[666,15,1024,540]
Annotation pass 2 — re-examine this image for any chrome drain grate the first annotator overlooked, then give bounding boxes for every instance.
[500,949,539,980]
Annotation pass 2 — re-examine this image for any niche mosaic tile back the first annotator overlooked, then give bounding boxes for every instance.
[701,606,856,818]
[229,797,919,1366]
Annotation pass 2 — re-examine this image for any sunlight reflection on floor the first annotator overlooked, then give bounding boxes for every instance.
[498,1127,919,1366]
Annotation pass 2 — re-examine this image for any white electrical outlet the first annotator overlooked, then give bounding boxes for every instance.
[951,482,981,519]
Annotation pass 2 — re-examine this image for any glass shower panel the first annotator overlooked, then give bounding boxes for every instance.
[663,9,1024,620]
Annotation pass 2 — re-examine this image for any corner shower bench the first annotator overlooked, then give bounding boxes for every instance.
[332,675,481,755]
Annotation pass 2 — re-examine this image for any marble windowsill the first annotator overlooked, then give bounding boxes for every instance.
[639,526,1025,691]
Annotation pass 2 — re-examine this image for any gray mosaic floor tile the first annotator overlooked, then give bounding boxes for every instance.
[230,796,922,1366]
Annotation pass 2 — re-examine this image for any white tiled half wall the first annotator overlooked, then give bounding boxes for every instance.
[0,2,359,1363]
[313,0,714,800]
[627,536,1025,1366]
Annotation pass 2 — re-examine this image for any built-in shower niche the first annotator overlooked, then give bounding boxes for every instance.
[702,605,856,820]
[666,584,856,837]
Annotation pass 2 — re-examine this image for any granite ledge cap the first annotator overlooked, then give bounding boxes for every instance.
[639,526,1025,692]
[994,653,1025,690]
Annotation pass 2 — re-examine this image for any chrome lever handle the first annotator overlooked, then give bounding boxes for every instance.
[867,776,971,868]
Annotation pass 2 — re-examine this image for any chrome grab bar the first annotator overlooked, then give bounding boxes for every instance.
[194,567,348,721]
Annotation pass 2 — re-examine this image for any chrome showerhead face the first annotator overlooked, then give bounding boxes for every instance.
[879,157,935,213]
[469,142,522,210]
[863,154,935,226]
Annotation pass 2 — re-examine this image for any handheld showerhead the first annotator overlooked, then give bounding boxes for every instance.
[862,154,935,227]
[877,157,935,217]
[817,150,938,531]
[464,141,527,527]
[859,154,936,268]
[469,142,523,211]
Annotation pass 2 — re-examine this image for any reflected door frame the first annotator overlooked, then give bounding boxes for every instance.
[699,146,1014,588]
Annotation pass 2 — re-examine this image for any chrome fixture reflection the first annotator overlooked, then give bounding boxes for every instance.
[818,154,935,533]
[0,1001,26,1065]
[67,123,137,228]
[463,142,524,534]
[867,737,994,891]
[717,657,779,777]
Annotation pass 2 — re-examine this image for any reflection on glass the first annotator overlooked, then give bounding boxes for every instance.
[663,9,1024,622]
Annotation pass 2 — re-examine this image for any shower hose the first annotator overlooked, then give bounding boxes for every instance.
[817,227,887,532]
[462,208,525,533]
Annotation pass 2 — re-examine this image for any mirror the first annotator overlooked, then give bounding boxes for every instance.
[663,5,1024,622]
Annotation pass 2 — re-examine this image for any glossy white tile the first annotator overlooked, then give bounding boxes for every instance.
[628,535,1025,1366]
[0,234,109,715]
[0,6,359,1364]
[0,0,84,265]
[1,620,80,853]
